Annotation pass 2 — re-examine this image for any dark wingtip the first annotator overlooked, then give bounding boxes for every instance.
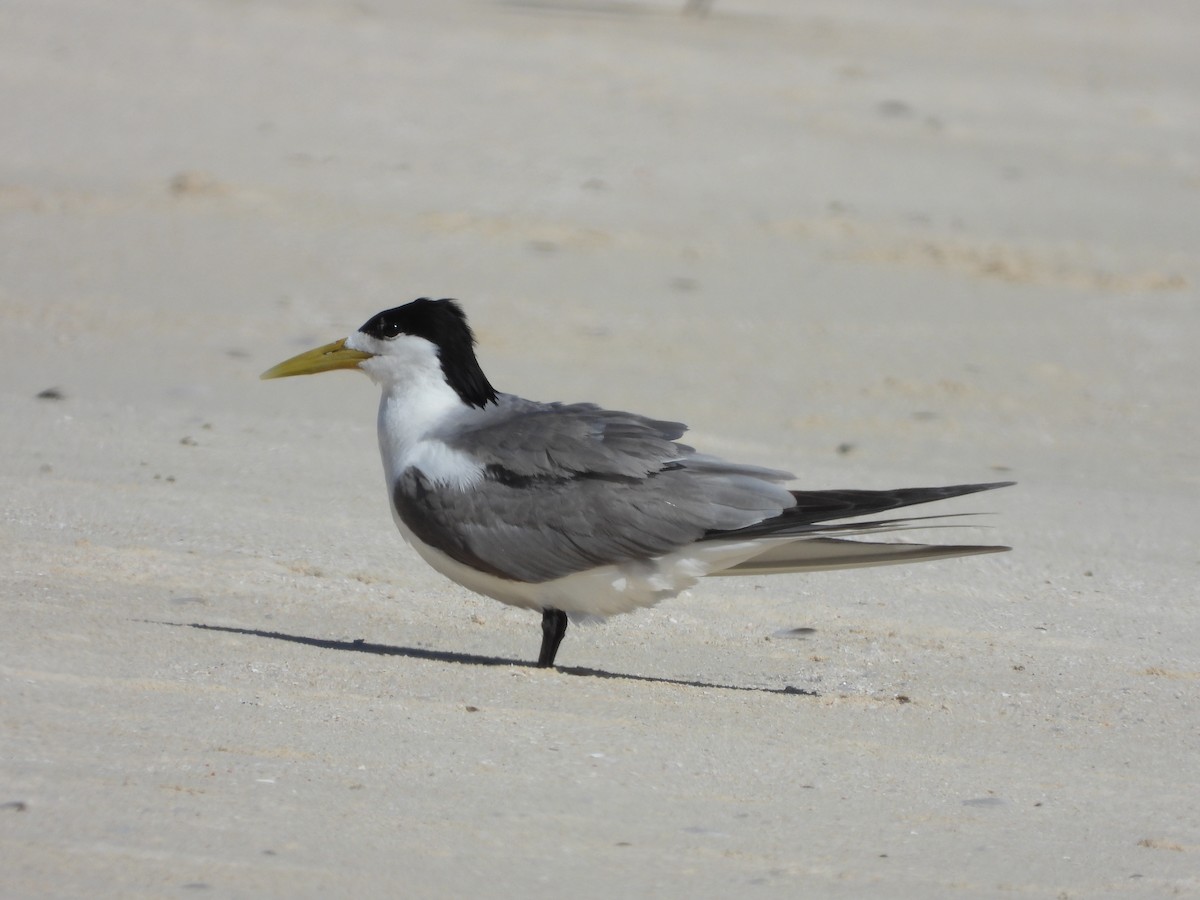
[937,480,1016,494]
[711,480,1014,541]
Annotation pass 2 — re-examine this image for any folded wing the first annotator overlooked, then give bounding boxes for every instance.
[395,397,1012,584]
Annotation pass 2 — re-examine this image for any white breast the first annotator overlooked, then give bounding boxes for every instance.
[386,496,766,621]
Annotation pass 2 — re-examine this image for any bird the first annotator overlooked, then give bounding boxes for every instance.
[262,298,1012,669]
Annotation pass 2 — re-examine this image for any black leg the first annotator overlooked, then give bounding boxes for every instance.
[538,608,569,668]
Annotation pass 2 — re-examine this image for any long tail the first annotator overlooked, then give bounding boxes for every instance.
[705,481,1013,576]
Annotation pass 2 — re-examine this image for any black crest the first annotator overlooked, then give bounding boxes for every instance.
[358,298,498,409]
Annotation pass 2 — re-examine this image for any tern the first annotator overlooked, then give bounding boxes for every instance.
[263,298,1012,668]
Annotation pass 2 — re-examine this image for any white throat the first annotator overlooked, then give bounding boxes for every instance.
[348,332,484,490]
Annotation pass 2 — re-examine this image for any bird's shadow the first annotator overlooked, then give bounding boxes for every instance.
[157,621,818,697]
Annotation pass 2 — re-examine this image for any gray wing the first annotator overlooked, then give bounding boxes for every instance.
[441,398,689,478]
[393,398,795,583]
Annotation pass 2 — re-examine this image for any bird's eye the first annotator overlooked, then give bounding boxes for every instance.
[360,313,405,341]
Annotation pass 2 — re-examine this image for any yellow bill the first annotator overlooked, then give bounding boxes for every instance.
[260,338,373,380]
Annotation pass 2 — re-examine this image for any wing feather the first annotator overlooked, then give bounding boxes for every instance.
[400,398,1013,585]
[399,399,794,582]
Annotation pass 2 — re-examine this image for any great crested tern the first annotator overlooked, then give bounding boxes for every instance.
[263,298,1012,668]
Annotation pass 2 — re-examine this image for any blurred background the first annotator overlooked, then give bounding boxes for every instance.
[3,2,1198,895]
[3,0,1195,487]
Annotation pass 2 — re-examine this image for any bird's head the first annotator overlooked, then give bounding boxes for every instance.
[261,297,498,409]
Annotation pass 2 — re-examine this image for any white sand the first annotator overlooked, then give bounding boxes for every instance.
[2,0,1198,895]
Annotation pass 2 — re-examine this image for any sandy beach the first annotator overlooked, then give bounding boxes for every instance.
[3,0,1198,895]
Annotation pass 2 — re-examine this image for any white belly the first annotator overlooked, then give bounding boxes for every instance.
[387,504,763,621]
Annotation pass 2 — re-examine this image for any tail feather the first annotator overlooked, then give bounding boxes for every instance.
[713,537,1010,576]
[703,481,1013,575]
